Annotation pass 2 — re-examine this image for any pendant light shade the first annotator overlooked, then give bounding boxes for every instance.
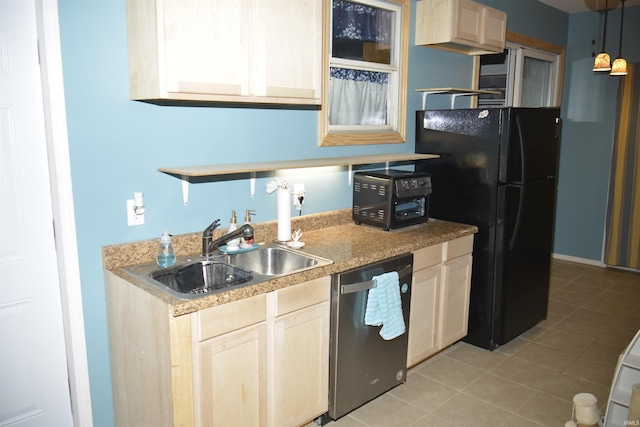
[611,57,627,76]
[593,0,611,71]
[610,0,627,76]
[594,52,612,71]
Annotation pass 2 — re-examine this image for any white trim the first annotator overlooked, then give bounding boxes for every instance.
[35,1,93,425]
[552,252,606,267]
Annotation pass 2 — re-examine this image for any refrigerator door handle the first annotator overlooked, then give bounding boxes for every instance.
[509,184,526,251]
[515,115,527,184]
[508,115,527,251]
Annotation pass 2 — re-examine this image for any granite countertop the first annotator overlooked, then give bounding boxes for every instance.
[103,209,477,316]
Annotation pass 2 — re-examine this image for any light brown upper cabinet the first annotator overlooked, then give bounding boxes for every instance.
[415,0,506,55]
[125,0,323,105]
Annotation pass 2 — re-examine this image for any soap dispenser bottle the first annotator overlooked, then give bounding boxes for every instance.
[156,231,176,268]
[226,210,240,251]
[242,209,256,246]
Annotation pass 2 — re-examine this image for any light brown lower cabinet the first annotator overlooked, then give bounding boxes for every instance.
[407,235,473,367]
[105,273,330,427]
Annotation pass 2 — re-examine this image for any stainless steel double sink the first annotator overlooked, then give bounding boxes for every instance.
[125,242,333,300]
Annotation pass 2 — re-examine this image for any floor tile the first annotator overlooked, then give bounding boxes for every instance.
[431,393,511,427]
[516,392,574,426]
[532,328,595,354]
[409,414,456,427]
[442,342,508,371]
[321,415,367,427]
[562,356,617,387]
[553,317,611,340]
[348,394,427,427]
[547,299,581,316]
[541,372,610,409]
[495,337,529,356]
[500,414,545,426]
[562,280,607,299]
[462,372,537,412]
[489,356,560,390]
[513,341,579,371]
[567,307,623,329]
[415,356,484,391]
[387,372,457,413]
[549,288,594,307]
[583,290,640,316]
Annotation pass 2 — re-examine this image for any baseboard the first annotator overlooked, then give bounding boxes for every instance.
[551,253,606,267]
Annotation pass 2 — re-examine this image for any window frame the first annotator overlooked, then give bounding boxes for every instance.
[319,0,410,147]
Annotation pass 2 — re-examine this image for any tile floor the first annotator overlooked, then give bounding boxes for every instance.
[318,259,640,427]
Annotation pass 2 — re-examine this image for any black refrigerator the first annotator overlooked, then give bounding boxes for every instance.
[415,107,561,350]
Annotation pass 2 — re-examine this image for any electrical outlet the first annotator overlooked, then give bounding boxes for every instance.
[293,183,305,208]
[127,199,145,226]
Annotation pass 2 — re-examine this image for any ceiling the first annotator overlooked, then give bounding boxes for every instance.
[537,0,640,13]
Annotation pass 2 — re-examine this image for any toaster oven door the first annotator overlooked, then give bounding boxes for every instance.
[391,196,428,227]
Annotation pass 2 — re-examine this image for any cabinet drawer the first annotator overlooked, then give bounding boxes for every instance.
[413,244,443,271]
[445,235,474,260]
[275,276,330,317]
[196,294,267,341]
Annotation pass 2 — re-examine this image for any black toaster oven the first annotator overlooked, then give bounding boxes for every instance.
[353,169,432,230]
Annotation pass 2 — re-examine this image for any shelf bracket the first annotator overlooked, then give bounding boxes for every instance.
[416,88,502,110]
[181,176,189,205]
[250,172,256,198]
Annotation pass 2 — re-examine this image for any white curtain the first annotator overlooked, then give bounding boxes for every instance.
[329,68,389,125]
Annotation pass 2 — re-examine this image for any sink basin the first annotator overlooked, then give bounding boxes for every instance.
[222,246,321,276]
[150,261,253,295]
[124,242,332,300]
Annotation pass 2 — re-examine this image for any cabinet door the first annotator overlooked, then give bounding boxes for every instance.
[253,0,322,102]
[481,7,507,50]
[195,323,268,427]
[163,0,250,97]
[407,265,441,367]
[453,0,482,44]
[272,302,329,427]
[438,254,473,349]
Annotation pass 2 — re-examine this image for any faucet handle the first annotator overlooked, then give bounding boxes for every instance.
[204,218,221,237]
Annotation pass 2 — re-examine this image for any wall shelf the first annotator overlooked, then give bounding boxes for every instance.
[159,153,439,204]
[416,87,501,109]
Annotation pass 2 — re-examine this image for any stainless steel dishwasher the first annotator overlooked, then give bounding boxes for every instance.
[326,253,413,421]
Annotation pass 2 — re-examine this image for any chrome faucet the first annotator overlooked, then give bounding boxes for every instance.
[202,218,254,257]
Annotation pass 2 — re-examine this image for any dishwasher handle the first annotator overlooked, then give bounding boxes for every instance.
[340,264,412,295]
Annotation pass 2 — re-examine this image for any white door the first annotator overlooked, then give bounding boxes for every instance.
[0,0,74,425]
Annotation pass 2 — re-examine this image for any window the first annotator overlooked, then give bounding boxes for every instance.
[319,0,409,146]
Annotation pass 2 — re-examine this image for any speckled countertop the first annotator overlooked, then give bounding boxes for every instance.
[103,209,477,316]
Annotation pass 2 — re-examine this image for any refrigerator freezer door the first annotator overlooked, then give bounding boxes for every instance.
[496,178,556,344]
[499,108,560,184]
[416,109,502,225]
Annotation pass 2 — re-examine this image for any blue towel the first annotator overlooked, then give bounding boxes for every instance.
[364,271,406,340]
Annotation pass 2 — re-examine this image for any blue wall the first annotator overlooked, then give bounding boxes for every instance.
[57,1,569,425]
[554,6,640,261]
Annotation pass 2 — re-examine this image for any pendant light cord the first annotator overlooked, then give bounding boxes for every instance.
[592,0,599,56]
[617,0,625,57]
[602,0,609,51]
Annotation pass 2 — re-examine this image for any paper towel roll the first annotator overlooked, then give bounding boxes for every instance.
[629,383,640,424]
[277,187,291,242]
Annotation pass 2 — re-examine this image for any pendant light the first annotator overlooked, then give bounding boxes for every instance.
[610,0,627,76]
[593,0,611,72]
